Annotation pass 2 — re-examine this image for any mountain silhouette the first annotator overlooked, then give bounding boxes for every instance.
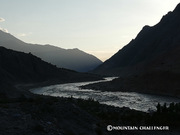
[0,31,102,72]
[93,3,180,76]
[90,3,180,97]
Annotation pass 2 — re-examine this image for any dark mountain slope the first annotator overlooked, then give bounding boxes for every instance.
[0,47,66,83]
[0,46,101,97]
[84,3,180,97]
[83,45,180,97]
[0,31,102,72]
[93,3,180,76]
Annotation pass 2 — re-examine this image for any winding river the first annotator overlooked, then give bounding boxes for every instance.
[31,77,180,112]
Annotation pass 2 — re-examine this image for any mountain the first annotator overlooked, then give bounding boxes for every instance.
[0,46,101,97]
[93,3,180,76]
[89,3,180,97]
[0,31,102,72]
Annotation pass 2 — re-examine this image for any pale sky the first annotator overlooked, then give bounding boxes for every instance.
[0,0,179,61]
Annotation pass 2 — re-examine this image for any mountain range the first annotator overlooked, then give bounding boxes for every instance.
[89,3,180,97]
[0,31,102,72]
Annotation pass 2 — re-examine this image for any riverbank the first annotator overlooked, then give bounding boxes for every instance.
[31,77,180,112]
[1,92,180,135]
[81,75,180,98]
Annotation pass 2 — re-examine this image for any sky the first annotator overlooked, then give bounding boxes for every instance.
[0,0,179,61]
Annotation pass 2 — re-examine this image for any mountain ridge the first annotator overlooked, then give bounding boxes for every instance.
[93,3,180,76]
[87,3,180,97]
[0,30,102,72]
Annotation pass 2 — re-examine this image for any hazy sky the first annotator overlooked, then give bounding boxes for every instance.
[0,0,179,61]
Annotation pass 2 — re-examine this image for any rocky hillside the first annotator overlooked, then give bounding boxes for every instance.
[0,31,102,72]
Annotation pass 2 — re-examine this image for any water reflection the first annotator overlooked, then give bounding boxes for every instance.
[31,77,180,112]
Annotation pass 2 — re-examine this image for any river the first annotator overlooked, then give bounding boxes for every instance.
[31,77,180,112]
